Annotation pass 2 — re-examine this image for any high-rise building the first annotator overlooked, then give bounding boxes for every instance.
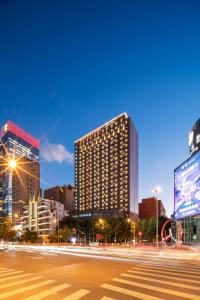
[0,120,40,220]
[74,113,138,218]
[44,185,74,213]
[139,197,166,220]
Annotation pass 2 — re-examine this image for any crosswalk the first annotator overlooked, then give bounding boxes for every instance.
[0,262,200,299]
[101,263,200,300]
[0,267,89,300]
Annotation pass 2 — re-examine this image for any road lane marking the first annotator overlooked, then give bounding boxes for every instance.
[0,273,32,282]
[121,273,200,291]
[131,266,200,279]
[0,280,54,299]
[0,276,43,289]
[133,265,200,275]
[101,283,164,300]
[113,278,200,300]
[127,270,200,284]
[61,289,90,300]
[0,271,23,278]
[23,283,70,300]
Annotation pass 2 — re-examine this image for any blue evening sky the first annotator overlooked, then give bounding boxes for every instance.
[1,0,200,215]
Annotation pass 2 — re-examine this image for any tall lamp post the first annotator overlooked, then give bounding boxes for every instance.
[53,217,59,244]
[152,186,162,247]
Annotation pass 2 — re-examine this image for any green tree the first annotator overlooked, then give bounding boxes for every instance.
[0,217,16,241]
[22,230,38,243]
[59,227,72,242]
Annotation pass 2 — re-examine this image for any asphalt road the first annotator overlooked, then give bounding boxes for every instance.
[0,246,200,300]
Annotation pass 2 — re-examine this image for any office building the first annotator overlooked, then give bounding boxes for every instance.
[0,120,40,220]
[74,113,138,217]
[44,185,74,213]
[21,197,66,241]
[139,197,166,220]
[174,119,200,244]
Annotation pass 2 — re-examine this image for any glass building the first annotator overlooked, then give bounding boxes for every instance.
[0,120,40,220]
[74,113,138,218]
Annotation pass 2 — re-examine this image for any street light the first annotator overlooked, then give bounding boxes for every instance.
[98,218,103,224]
[9,159,17,169]
[53,218,59,244]
[152,186,162,247]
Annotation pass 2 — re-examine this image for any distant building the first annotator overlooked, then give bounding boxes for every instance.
[139,197,166,219]
[74,112,138,218]
[44,185,74,213]
[21,197,67,241]
[0,120,40,221]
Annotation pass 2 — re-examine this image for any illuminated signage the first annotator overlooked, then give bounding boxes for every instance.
[174,150,200,219]
[1,120,40,149]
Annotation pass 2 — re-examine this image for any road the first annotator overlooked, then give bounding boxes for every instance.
[0,245,200,300]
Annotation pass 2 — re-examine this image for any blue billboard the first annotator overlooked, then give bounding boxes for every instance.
[174,150,200,219]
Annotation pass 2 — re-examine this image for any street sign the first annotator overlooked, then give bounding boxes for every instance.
[96,233,103,240]
[138,230,143,237]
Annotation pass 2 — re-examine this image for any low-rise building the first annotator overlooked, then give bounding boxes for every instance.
[139,197,166,219]
[44,185,74,214]
[21,197,67,240]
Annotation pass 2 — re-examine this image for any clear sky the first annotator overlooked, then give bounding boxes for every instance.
[1,0,200,216]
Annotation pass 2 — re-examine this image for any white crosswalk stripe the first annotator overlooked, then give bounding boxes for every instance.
[127,269,200,284]
[112,277,199,300]
[0,268,90,300]
[0,268,11,273]
[0,273,32,282]
[0,275,43,290]
[131,266,200,279]
[0,270,23,278]
[133,264,200,275]
[23,283,70,300]
[100,263,200,300]
[101,283,164,300]
[0,280,55,299]
[61,289,90,300]
[121,272,200,291]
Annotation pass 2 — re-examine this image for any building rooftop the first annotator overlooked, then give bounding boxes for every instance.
[75,112,128,143]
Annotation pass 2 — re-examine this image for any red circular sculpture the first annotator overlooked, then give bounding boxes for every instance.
[161,219,182,245]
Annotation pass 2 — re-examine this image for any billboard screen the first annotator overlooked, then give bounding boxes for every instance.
[174,150,200,219]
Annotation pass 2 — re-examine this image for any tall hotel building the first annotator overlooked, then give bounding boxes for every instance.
[74,113,138,217]
[0,121,40,220]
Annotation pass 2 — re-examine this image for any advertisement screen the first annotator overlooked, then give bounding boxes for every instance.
[174,150,200,219]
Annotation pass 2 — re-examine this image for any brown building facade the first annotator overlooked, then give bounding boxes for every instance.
[139,197,166,219]
[44,185,74,213]
[74,113,138,217]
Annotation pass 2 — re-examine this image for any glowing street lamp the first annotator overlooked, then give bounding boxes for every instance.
[152,186,162,247]
[98,218,103,225]
[53,218,59,244]
[9,159,17,169]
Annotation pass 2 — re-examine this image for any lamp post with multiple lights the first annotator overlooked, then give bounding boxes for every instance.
[152,186,162,247]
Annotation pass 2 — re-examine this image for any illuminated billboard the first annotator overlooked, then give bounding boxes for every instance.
[174,150,200,219]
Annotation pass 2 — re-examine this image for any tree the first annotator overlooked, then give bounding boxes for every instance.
[0,217,16,241]
[22,230,38,243]
[59,227,72,242]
